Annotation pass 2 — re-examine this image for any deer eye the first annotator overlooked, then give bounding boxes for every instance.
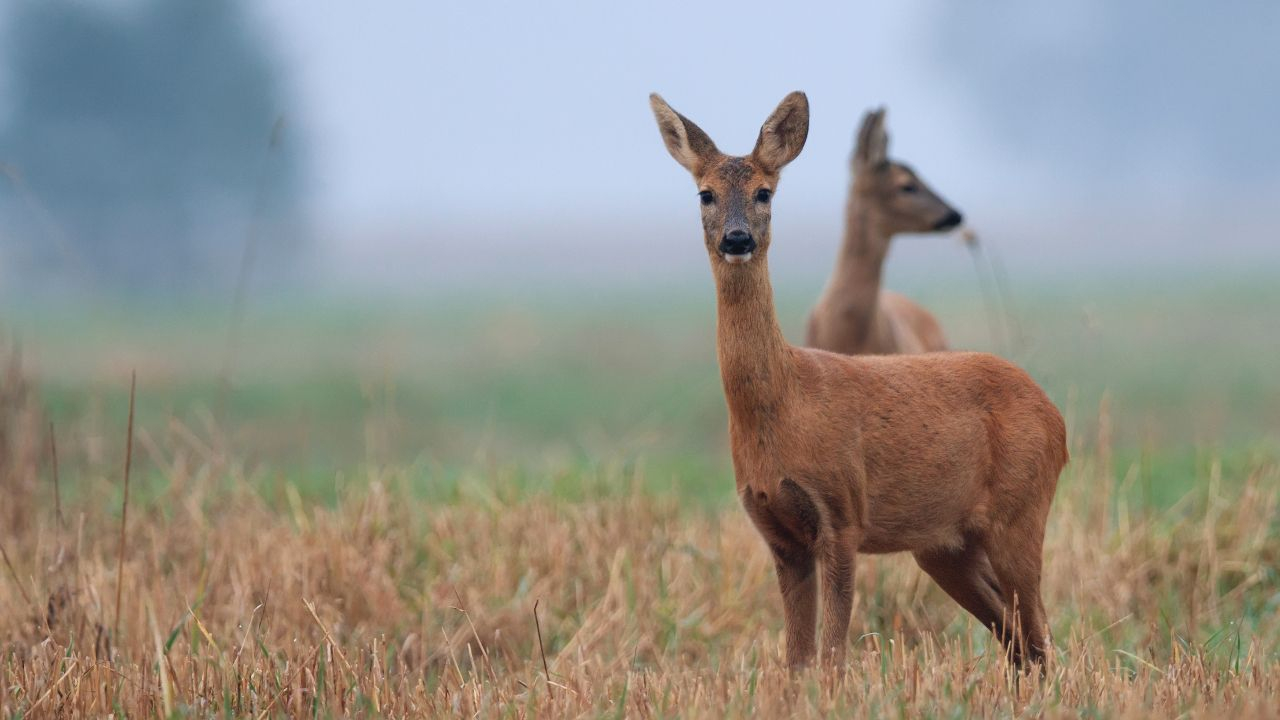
[698,190,715,206]
[899,183,919,194]
[755,188,773,203]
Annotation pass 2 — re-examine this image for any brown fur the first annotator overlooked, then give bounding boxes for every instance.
[650,93,1067,670]
[806,108,962,356]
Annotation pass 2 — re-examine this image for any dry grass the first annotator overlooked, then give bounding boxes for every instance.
[3,366,1280,717]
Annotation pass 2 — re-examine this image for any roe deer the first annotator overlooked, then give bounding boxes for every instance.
[806,108,962,355]
[649,91,1066,669]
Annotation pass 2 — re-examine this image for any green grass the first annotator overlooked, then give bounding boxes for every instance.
[5,270,1278,507]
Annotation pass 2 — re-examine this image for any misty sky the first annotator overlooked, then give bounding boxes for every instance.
[244,1,1280,279]
[256,2,968,224]
[5,1,1278,284]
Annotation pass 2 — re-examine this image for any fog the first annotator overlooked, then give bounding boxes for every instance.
[4,1,1278,294]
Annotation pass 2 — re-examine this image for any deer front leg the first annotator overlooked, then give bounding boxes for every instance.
[771,544,817,668]
[820,527,857,665]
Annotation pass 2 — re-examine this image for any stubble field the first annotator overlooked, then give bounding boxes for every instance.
[2,274,1279,717]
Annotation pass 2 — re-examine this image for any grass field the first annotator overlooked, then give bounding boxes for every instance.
[2,273,1279,716]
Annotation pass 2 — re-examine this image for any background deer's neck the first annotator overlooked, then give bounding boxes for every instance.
[712,256,794,424]
[826,196,891,343]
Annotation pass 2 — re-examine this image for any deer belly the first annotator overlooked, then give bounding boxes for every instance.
[856,469,985,554]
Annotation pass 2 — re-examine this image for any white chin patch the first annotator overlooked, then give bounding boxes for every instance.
[722,252,753,265]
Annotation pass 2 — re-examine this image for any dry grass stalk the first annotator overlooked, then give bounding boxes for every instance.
[113,370,136,641]
[48,422,63,530]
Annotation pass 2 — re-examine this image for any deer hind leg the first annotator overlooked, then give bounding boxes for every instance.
[913,540,1011,643]
[983,516,1052,670]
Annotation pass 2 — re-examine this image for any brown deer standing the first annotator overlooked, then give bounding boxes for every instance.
[649,91,1066,670]
[806,108,962,355]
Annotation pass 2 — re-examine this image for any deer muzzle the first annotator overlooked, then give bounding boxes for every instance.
[719,229,757,263]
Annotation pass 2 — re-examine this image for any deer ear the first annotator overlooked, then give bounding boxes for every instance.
[650,94,719,174]
[752,91,809,172]
[854,107,889,169]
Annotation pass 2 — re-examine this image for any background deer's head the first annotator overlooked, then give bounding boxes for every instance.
[853,108,963,236]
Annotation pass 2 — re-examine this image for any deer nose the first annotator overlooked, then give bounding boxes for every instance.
[719,229,756,256]
[934,210,963,231]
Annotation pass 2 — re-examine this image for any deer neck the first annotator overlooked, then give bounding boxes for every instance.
[824,195,891,342]
[712,254,794,425]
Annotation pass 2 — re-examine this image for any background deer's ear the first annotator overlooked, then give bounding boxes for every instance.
[650,94,719,175]
[854,107,889,169]
[752,91,809,173]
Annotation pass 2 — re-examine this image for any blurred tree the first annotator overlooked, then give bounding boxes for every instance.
[0,0,304,294]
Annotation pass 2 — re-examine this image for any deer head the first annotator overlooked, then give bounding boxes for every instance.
[853,108,962,235]
[650,92,809,266]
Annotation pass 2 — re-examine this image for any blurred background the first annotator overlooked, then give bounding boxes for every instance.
[1,0,1277,502]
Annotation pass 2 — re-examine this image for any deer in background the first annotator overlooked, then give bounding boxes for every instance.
[650,91,1066,670]
[806,108,963,355]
